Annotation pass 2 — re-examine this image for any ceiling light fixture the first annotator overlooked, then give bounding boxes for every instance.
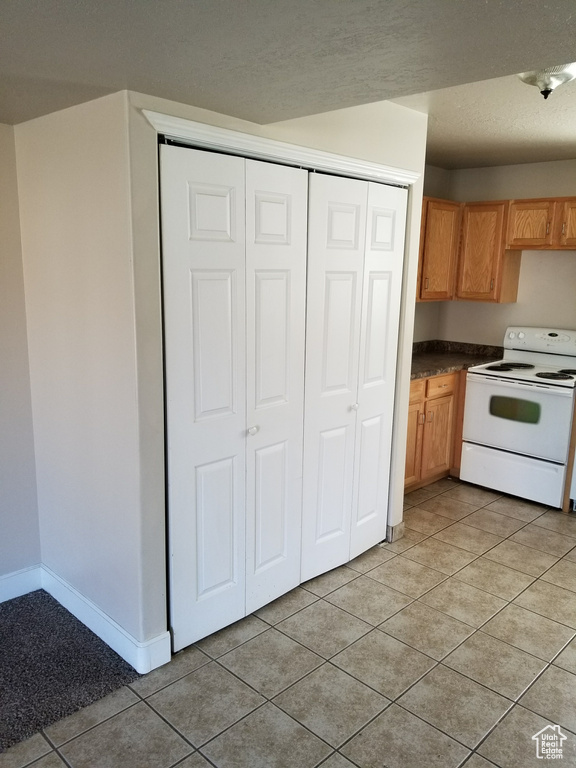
[517,63,576,99]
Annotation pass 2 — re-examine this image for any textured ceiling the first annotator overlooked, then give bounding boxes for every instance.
[393,72,576,169]
[2,0,576,168]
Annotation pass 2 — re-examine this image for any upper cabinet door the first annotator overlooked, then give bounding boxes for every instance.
[558,199,576,247]
[419,198,461,301]
[507,200,556,247]
[456,201,508,302]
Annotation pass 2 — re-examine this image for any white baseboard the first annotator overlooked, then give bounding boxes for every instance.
[0,565,42,602]
[0,566,171,674]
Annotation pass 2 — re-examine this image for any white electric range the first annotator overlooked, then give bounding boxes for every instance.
[460,327,576,508]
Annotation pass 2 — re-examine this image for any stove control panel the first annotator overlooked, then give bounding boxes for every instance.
[505,327,576,354]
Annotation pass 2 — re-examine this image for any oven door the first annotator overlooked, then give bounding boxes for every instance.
[462,373,574,463]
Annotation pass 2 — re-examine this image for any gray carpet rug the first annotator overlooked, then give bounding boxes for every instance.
[0,589,141,752]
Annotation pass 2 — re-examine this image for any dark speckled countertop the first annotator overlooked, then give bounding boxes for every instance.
[411,340,503,380]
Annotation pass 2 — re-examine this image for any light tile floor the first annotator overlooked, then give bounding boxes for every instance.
[3,479,576,768]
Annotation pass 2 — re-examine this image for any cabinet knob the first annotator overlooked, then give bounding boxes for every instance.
[247,425,260,436]
[562,222,567,236]
[350,403,359,411]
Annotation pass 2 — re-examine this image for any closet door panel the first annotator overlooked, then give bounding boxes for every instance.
[302,174,367,581]
[355,415,384,524]
[195,456,237,597]
[253,270,291,407]
[191,270,236,419]
[161,145,247,650]
[350,183,407,557]
[245,160,307,613]
[322,272,358,392]
[315,425,351,539]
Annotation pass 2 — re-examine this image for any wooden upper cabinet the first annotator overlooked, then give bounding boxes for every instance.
[558,199,576,247]
[416,193,574,307]
[507,200,556,247]
[418,197,461,301]
[507,197,576,249]
[456,201,520,303]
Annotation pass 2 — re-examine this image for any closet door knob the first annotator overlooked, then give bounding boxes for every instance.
[247,425,260,436]
[350,403,359,411]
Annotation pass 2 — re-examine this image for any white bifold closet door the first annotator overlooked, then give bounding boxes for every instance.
[160,144,307,651]
[301,173,407,581]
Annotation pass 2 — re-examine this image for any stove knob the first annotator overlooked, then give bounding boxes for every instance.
[508,332,516,339]
[518,332,525,339]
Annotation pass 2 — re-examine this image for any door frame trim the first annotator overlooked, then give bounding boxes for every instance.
[143,110,420,187]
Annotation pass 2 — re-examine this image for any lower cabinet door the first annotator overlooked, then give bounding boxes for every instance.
[404,402,423,486]
[421,395,455,479]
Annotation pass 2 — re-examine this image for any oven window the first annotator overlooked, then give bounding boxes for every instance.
[489,395,541,424]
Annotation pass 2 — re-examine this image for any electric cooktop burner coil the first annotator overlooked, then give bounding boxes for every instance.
[485,363,535,371]
[535,371,575,380]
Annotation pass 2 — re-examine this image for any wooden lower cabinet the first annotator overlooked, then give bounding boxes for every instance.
[405,380,425,486]
[421,393,454,479]
[405,372,461,491]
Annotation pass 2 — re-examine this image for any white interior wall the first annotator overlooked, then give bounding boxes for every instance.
[413,302,442,342]
[450,160,576,202]
[422,164,453,199]
[437,250,576,344]
[0,124,40,581]
[417,160,576,346]
[15,92,163,642]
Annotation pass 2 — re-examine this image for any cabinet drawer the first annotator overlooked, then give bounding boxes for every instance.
[410,378,426,404]
[426,373,456,399]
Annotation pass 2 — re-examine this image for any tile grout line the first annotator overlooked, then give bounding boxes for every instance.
[403,492,574,588]
[198,488,576,766]
[188,692,339,764]
[183,593,441,763]
[40,698,158,757]
[6,481,576,767]
[397,484,576,766]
